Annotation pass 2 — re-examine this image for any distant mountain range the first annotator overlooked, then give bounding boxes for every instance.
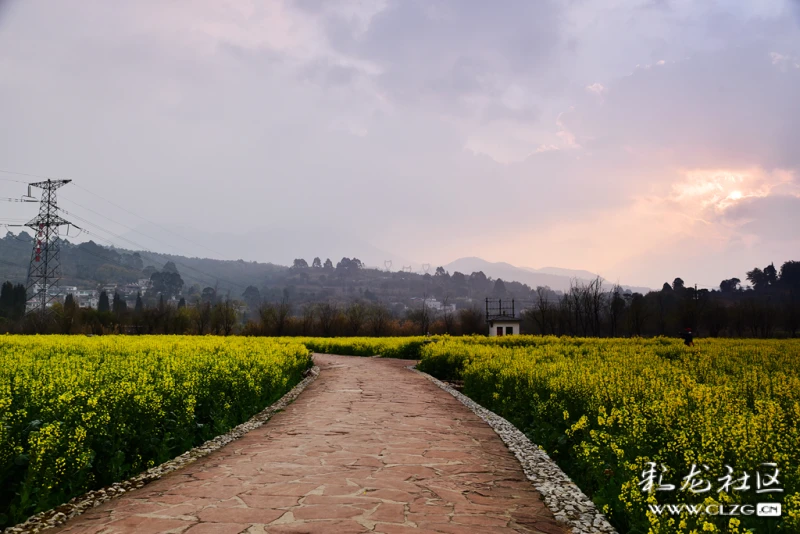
[119,224,418,272]
[118,225,654,292]
[442,257,651,293]
[3,228,651,295]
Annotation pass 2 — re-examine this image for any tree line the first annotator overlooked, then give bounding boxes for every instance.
[522,261,800,338]
[2,260,798,339]
[0,289,486,337]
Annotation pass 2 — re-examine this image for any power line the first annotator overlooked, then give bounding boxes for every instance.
[60,211,249,292]
[5,181,246,293]
[0,168,230,260]
[1,197,37,203]
[0,176,29,184]
[8,189,248,293]
[70,183,230,260]
[0,169,57,182]
[58,194,204,261]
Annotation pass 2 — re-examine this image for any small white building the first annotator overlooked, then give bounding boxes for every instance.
[422,298,457,315]
[423,298,442,310]
[488,317,521,336]
[75,289,99,309]
[486,298,520,336]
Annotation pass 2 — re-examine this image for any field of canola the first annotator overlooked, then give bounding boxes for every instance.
[0,335,312,527]
[418,336,800,533]
[2,334,798,533]
[295,336,430,359]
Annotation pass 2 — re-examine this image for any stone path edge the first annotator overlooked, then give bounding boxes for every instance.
[410,366,618,534]
[3,366,321,534]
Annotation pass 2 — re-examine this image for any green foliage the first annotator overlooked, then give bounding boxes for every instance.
[0,336,312,526]
[149,271,184,300]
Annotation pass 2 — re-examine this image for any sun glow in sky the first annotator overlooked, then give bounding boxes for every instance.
[0,0,799,288]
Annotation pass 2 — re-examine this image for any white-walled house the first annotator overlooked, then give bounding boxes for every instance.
[488,317,521,336]
[486,298,520,336]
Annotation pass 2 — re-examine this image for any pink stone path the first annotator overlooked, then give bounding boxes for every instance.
[52,355,566,534]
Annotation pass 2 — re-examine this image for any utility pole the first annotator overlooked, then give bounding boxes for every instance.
[25,179,76,315]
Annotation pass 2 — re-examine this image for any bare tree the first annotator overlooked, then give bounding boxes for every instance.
[628,293,648,336]
[368,303,391,336]
[587,277,604,336]
[558,293,574,335]
[258,302,276,335]
[407,297,431,334]
[567,279,586,335]
[458,306,484,335]
[743,296,776,337]
[531,286,556,335]
[607,284,625,337]
[194,300,212,334]
[316,301,338,337]
[301,303,315,335]
[703,301,729,337]
[574,277,603,336]
[441,295,455,334]
[275,295,291,336]
[346,301,367,335]
[213,299,237,336]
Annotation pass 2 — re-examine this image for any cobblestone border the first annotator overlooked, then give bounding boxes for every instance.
[411,366,617,534]
[3,366,320,534]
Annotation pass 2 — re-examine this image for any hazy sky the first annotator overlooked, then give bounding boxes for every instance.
[1,0,799,288]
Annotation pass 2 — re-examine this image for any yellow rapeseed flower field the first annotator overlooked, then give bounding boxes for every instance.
[3,333,796,534]
[418,336,800,533]
[0,335,311,527]
[296,336,431,359]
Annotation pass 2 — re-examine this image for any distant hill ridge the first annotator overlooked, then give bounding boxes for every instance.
[442,257,650,293]
[0,232,649,294]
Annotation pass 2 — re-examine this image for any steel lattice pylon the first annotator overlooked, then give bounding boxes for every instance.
[25,179,73,314]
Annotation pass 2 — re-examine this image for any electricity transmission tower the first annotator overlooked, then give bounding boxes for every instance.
[384,260,392,272]
[25,179,76,314]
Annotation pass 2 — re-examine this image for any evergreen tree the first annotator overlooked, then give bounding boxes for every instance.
[135,292,143,313]
[242,286,261,309]
[0,281,12,318]
[98,291,110,313]
[112,292,127,314]
[492,278,507,297]
[178,297,186,309]
[11,284,26,319]
[63,294,78,334]
[64,293,77,312]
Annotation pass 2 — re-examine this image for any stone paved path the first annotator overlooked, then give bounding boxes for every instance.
[52,355,566,534]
